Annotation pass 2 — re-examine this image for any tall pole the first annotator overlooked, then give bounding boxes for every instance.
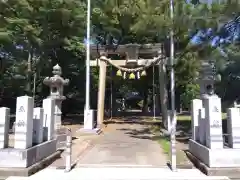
[110,65,113,120]
[85,0,91,111]
[33,73,36,104]
[153,66,156,120]
[170,0,177,171]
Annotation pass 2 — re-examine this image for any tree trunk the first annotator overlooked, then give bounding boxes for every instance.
[158,60,169,130]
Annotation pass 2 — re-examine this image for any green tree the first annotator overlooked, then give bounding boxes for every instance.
[175,52,200,110]
[214,45,240,107]
[0,0,87,112]
[90,0,233,126]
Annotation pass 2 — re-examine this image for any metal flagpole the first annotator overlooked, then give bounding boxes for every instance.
[85,0,91,111]
[170,0,177,171]
[83,0,92,128]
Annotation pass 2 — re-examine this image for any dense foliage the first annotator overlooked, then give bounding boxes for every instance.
[0,0,239,116]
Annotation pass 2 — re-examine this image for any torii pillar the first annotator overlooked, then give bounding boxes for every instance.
[97,55,107,128]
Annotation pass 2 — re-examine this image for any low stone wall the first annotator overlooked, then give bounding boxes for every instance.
[0,139,57,168]
[189,139,240,168]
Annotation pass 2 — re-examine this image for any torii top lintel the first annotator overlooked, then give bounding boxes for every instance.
[90,43,163,67]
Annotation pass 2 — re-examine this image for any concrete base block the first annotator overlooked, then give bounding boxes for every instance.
[83,109,97,130]
[189,139,240,168]
[0,139,57,168]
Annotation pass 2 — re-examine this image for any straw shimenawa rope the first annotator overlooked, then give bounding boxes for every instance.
[99,55,166,72]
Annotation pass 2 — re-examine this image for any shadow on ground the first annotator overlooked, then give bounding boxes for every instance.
[116,117,228,145]
[62,114,84,125]
[116,120,190,144]
[117,126,170,142]
[116,124,193,168]
[110,111,164,118]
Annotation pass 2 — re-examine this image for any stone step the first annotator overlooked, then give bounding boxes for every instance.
[5,168,230,180]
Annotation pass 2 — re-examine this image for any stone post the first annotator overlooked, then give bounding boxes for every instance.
[191,99,202,141]
[14,96,34,149]
[198,108,206,145]
[43,98,55,141]
[33,107,44,144]
[0,107,10,148]
[227,108,240,148]
[97,58,107,128]
[203,95,223,149]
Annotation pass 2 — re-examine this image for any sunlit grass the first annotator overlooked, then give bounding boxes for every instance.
[158,137,170,156]
[111,112,227,122]
[175,112,227,121]
[177,115,191,121]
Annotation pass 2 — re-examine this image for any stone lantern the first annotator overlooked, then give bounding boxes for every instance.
[199,61,215,95]
[43,64,69,129]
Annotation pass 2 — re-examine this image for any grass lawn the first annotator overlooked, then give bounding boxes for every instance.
[158,137,170,155]
[176,113,227,121]
[157,136,191,166]
[176,115,191,121]
[141,113,226,122]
